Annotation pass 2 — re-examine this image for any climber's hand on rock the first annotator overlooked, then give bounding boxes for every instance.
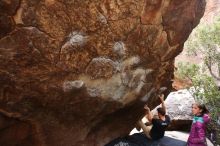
[159,94,164,102]
[144,105,150,111]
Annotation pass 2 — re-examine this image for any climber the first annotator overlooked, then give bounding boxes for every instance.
[136,94,171,140]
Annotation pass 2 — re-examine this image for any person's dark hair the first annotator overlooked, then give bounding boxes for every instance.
[157,107,166,116]
[195,103,209,115]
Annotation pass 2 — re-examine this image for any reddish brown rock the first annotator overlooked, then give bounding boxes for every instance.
[0,14,15,38]
[0,0,20,38]
[141,0,164,25]
[0,0,20,15]
[163,0,206,46]
[0,0,206,146]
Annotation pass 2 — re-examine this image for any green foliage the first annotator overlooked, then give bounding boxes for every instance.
[176,62,200,80]
[191,74,220,119]
[185,16,220,54]
[176,62,220,122]
[184,16,220,79]
[182,15,220,122]
[183,14,220,145]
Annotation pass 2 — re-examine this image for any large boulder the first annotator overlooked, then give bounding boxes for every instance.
[0,0,206,146]
[164,89,195,131]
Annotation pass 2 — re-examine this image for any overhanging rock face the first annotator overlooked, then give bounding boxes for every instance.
[0,0,206,146]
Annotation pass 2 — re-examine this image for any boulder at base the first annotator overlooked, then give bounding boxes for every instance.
[152,89,195,131]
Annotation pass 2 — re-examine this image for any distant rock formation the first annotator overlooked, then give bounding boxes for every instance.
[202,0,220,23]
[0,0,206,145]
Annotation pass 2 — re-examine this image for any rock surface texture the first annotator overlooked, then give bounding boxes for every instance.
[0,0,206,146]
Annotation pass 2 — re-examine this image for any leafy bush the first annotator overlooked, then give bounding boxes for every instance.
[185,16,220,80]
[179,13,220,145]
[176,62,220,122]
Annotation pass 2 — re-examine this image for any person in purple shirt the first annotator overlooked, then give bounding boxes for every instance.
[187,103,210,146]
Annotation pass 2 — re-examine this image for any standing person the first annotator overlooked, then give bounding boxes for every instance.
[137,94,170,140]
[187,103,210,146]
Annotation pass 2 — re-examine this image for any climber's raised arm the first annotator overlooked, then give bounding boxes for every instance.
[144,105,153,122]
[159,94,166,114]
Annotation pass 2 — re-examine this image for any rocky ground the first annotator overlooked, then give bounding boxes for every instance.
[106,130,213,146]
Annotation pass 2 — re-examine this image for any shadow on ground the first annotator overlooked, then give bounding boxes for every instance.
[105,133,187,146]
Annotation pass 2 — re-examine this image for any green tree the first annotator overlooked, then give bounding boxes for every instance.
[185,16,220,81]
[181,14,220,145]
[176,62,220,122]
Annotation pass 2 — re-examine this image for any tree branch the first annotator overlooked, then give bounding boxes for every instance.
[205,60,220,81]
